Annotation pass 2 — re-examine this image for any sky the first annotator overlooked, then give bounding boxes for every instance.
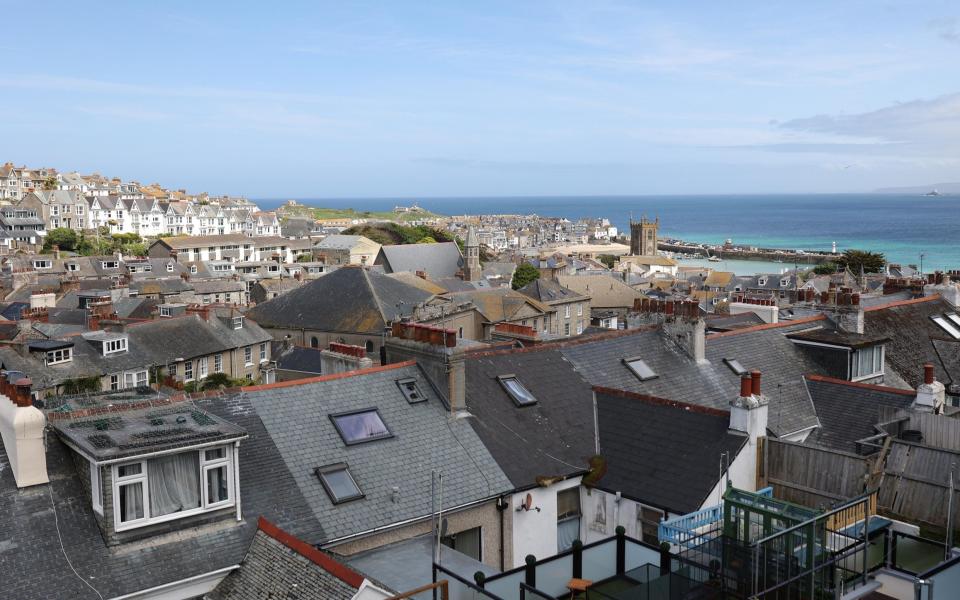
[1,1,959,198]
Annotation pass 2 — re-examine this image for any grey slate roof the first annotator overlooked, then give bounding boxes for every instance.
[377,242,464,279]
[275,344,325,374]
[560,321,827,437]
[464,347,596,487]
[517,277,587,304]
[864,297,960,389]
[209,528,363,600]
[803,376,915,453]
[1,392,323,599]
[238,363,512,543]
[247,267,433,335]
[595,389,747,514]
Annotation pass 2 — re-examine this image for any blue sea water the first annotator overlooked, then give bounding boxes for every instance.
[255,194,960,272]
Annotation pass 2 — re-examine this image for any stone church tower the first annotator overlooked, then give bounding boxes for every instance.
[463,226,481,281]
[629,216,658,256]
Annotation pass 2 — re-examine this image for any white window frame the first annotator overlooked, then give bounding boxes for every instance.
[577,303,583,316]
[46,348,72,364]
[244,346,253,366]
[198,356,208,379]
[103,337,128,355]
[136,370,148,387]
[214,354,223,373]
[851,345,884,381]
[564,305,570,318]
[111,444,236,532]
[91,461,103,514]
[184,360,194,381]
[259,342,267,362]
[110,374,120,391]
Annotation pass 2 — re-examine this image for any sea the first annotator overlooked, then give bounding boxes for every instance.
[254,194,960,276]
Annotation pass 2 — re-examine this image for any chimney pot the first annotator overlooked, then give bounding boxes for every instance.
[924,363,935,385]
[750,370,762,396]
[740,373,752,398]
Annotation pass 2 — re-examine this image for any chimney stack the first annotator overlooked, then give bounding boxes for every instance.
[730,371,769,443]
[630,299,706,363]
[320,342,374,375]
[384,322,466,413]
[914,363,945,414]
[0,374,47,488]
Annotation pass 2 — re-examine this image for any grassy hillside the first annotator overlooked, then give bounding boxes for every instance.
[341,222,455,246]
[277,202,442,223]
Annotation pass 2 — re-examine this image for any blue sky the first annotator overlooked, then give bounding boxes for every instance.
[2,1,959,197]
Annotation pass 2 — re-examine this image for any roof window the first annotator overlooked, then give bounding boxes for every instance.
[497,375,538,406]
[330,409,392,445]
[723,358,748,376]
[623,357,658,381]
[947,314,960,330]
[397,378,426,403]
[316,463,363,504]
[932,315,960,340]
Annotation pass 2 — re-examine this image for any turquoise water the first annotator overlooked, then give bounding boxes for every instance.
[256,194,959,272]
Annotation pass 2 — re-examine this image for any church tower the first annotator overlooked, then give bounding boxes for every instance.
[463,226,481,281]
[629,216,659,256]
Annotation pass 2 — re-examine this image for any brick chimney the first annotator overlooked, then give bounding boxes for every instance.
[631,298,706,363]
[0,374,47,488]
[384,322,466,413]
[727,295,779,324]
[186,304,211,321]
[729,371,768,442]
[914,363,945,414]
[923,272,960,308]
[321,342,373,375]
[806,284,864,334]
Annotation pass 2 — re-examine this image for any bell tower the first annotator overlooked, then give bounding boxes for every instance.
[463,226,481,281]
[629,216,658,256]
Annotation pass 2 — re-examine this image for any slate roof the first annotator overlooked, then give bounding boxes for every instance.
[464,347,596,487]
[1,392,324,599]
[209,520,366,600]
[246,266,433,335]
[237,363,512,542]
[786,327,889,349]
[275,344,324,374]
[803,376,916,453]
[517,277,588,305]
[557,275,643,309]
[377,242,464,279]
[595,389,747,514]
[449,288,549,323]
[704,312,765,332]
[560,320,828,437]
[864,296,960,389]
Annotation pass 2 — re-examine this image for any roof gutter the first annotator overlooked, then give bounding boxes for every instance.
[320,492,505,548]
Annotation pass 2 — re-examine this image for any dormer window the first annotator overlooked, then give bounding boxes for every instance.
[33,259,52,269]
[66,263,78,272]
[758,277,768,287]
[101,260,119,269]
[851,345,884,381]
[232,316,244,329]
[166,262,174,272]
[47,347,72,364]
[780,278,790,287]
[112,444,235,531]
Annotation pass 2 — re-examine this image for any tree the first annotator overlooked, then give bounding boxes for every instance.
[597,254,617,269]
[43,228,80,252]
[417,236,437,244]
[836,250,885,274]
[511,262,541,290]
[42,175,59,190]
[813,261,840,275]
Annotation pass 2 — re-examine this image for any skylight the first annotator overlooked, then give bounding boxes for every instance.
[624,357,658,381]
[396,378,426,403]
[932,316,960,340]
[330,409,393,445]
[498,375,538,406]
[316,463,363,504]
[947,314,960,330]
[723,358,747,376]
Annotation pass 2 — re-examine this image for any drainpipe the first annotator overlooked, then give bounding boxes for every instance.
[497,495,508,571]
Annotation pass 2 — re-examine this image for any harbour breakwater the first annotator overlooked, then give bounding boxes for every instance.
[658,239,834,265]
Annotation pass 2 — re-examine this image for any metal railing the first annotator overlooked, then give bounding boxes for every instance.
[659,487,773,547]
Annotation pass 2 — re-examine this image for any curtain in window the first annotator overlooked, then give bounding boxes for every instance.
[120,482,144,522]
[557,518,581,552]
[148,453,200,516]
